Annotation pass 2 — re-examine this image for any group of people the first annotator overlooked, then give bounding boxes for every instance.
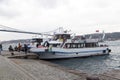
[8,43,29,55]
[0,43,29,56]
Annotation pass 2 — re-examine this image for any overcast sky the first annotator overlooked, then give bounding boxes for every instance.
[0,0,120,41]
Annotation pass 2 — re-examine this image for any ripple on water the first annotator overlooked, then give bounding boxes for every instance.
[49,41,120,74]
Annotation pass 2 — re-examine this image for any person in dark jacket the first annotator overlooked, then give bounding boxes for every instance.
[0,44,2,55]
[8,45,14,55]
[14,46,18,51]
[24,44,28,54]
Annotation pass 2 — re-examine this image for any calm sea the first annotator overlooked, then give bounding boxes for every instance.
[48,40,120,74]
[2,40,120,74]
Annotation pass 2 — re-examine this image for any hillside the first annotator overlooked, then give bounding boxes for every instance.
[85,32,120,41]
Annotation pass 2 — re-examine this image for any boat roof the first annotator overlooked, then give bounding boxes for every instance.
[49,41,62,44]
[54,32,71,35]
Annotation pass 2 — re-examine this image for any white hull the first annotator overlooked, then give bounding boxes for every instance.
[30,47,111,59]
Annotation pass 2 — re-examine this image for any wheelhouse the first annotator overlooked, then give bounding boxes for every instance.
[53,33,71,40]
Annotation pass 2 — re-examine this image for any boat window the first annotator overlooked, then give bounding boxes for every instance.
[73,44,76,48]
[32,38,43,44]
[66,34,71,39]
[84,42,99,48]
[67,44,70,48]
[78,44,81,48]
[70,43,83,48]
[52,44,61,47]
[96,43,98,47]
[65,43,101,48]
[81,43,84,48]
[75,43,78,48]
[54,34,71,40]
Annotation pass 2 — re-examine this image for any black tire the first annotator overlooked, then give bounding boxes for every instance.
[103,50,106,53]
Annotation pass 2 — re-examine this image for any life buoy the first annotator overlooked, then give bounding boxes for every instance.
[109,49,111,52]
[106,48,111,53]
[103,50,106,53]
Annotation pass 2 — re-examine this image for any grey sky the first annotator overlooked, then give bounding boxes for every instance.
[0,0,120,40]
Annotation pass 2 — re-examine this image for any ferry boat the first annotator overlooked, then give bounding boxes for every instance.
[29,28,111,59]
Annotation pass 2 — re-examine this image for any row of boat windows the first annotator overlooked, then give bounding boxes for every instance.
[51,43,98,48]
[65,43,98,48]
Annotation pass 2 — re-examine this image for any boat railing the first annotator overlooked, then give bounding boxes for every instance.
[85,39,99,43]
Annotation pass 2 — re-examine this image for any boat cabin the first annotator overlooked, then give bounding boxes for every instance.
[53,33,71,41]
[32,38,43,44]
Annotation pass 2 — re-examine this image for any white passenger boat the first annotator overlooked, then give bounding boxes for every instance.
[30,28,111,59]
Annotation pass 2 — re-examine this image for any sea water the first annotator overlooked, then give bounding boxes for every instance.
[48,40,120,74]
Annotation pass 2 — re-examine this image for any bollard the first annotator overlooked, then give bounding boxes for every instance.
[11,52,14,56]
[86,76,100,80]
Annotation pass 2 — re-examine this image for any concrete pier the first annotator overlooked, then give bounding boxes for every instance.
[0,51,85,80]
[0,51,120,80]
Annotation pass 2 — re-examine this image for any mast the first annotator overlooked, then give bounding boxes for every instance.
[101,30,105,42]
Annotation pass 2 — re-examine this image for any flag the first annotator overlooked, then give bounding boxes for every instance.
[96,30,99,32]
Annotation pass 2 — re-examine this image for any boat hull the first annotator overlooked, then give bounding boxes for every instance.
[30,47,111,59]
